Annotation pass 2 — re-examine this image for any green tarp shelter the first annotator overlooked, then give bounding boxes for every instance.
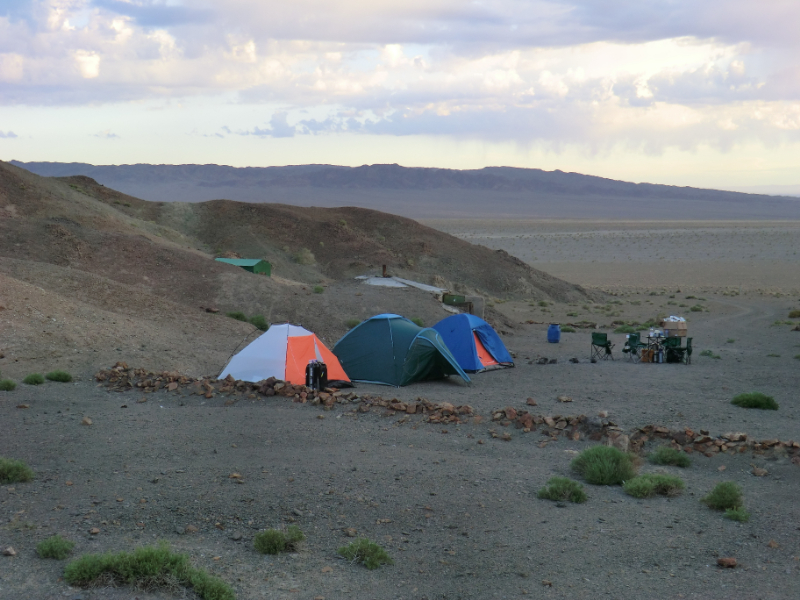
[214,258,271,276]
[333,314,471,387]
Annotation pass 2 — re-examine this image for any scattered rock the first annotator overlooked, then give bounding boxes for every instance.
[537,357,548,365]
[526,397,537,406]
[598,410,608,418]
[344,528,357,537]
[81,417,92,426]
[768,540,779,548]
[65,481,73,486]
[542,579,553,587]
[557,395,572,403]
[751,465,768,477]
[548,358,558,364]
[569,357,580,363]
[321,566,333,573]
[231,532,243,541]
[89,527,100,535]
[717,557,737,568]
[185,524,199,533]
[16,404,29,409]
[2,547,16,556]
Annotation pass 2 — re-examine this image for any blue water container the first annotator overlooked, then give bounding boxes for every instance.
[547,323,561,343]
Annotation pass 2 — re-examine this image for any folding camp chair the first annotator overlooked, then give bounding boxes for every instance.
[590,332,614,361]
[621,332,646,363]
[666,337,692,365]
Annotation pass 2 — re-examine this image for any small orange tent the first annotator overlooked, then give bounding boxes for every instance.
[219,324,349,384]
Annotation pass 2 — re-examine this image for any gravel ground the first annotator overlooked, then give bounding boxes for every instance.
[2,292,799,600]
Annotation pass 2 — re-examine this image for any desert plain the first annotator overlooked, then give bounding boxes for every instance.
[2,170,800,600]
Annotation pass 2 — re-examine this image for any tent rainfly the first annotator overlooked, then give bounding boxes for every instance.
[432,314,514,372]
[219,324,349,385]
[215,258,271,276]
[333,314,470,387]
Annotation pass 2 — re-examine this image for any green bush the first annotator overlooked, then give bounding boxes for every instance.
[690,305,704,312]
[560,326,576,333]
[37,535,75,559]
[23,373,45,385]
[702,482,743,511]
[613,324,636,334]
[313,286,325,294]
[338,538,393,570]
[63,543,234,600]
[724,507,751,522]
[345,318,362,329]
[411,317,424,327]
[731,392,778,410]
[789,309,800,319]
[294,248,315,265]
[0,457,34,484]
[537,477,587,503]
[726,339,735,343]
[648,446,691,468]
[0,379,16,391]
[253,526,305,555]
[699,350,720,359]
[248,315,269,331]
[623,474,685,498]
[45,370,73,383]
[226,311,247,322]
[570,445,637,485]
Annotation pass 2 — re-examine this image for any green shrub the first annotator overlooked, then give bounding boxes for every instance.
[313,286,324,294]
[63,543,234,600]
[253,526,305,555]
[37,535,75,559]
[623,474,685,498]
[345,318,361,329]
[248,315,269,331]
[537,477,587,503]
[767,353,781,358]
[294,248,315,265]
[0,379,16,391]
[23,373,45,385]
[724,507,751,522]
[690,305,704,312]
[726,339,735,343]
[538,300,549,307]
[702,482,743,511]
[411,317,424,327]
[731,392,778,410]
[613,324,636,334]
[789,309,800,319]
[566,312,579,317]
[0,457,34,484]
[699,350,720,359]
[338,538,393,570]
[570,445,637,485]
[226,311,247,322]
[45,370,73,383]
[648,446,691,468]
[794,354,800,361]
[560,326,576,333]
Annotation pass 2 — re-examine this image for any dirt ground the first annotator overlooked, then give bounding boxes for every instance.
[2,209,800,600]
[3,276,800,600]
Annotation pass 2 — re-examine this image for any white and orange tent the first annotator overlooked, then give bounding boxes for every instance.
[219,324,349,384]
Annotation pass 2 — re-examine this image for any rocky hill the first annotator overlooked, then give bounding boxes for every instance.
[0,161,592,379]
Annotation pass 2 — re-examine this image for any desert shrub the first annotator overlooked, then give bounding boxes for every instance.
[699,350,720,359]
[731,392,778,410]
[338,538,393,570]
[614,325,636,334]
[702,482,743,511]
[560,326,576,333]
[0,379,16,391]
[294,248,315,265]
[726,339,735,343]
[0,457,34,484]
[37,535,75,559]
[411,317,424,327]
[566,312,579,317]
[767,353,781,358]
[570,445,637,485]
[690,305,704,312]
[313,285,324,294]
[537,477,587,503]
[538,300,549,307]
[649,446,691,468]
[345,318,361,329]
[623,474,685,498]
[226,311,247,322]
[45,370,73,383]
[23,373,45,385]
[63,543,234,600]
[253,526,305,555]
[794,354,800,361]
[724,507,751,522]
[248,315,269,331]
[789,309,800,319]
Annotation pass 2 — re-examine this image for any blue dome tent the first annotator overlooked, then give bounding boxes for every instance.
[432,314,514,372]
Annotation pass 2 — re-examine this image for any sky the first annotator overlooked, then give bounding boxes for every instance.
[1,0,799,193]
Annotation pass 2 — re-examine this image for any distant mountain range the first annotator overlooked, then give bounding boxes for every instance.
[11,161,800,220]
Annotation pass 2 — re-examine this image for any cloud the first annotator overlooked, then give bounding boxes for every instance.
[92,129,119,138]
[0,130,18,138]
[91,0,212,28]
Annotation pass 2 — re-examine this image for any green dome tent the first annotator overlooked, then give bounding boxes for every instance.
[333,314,471,387]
